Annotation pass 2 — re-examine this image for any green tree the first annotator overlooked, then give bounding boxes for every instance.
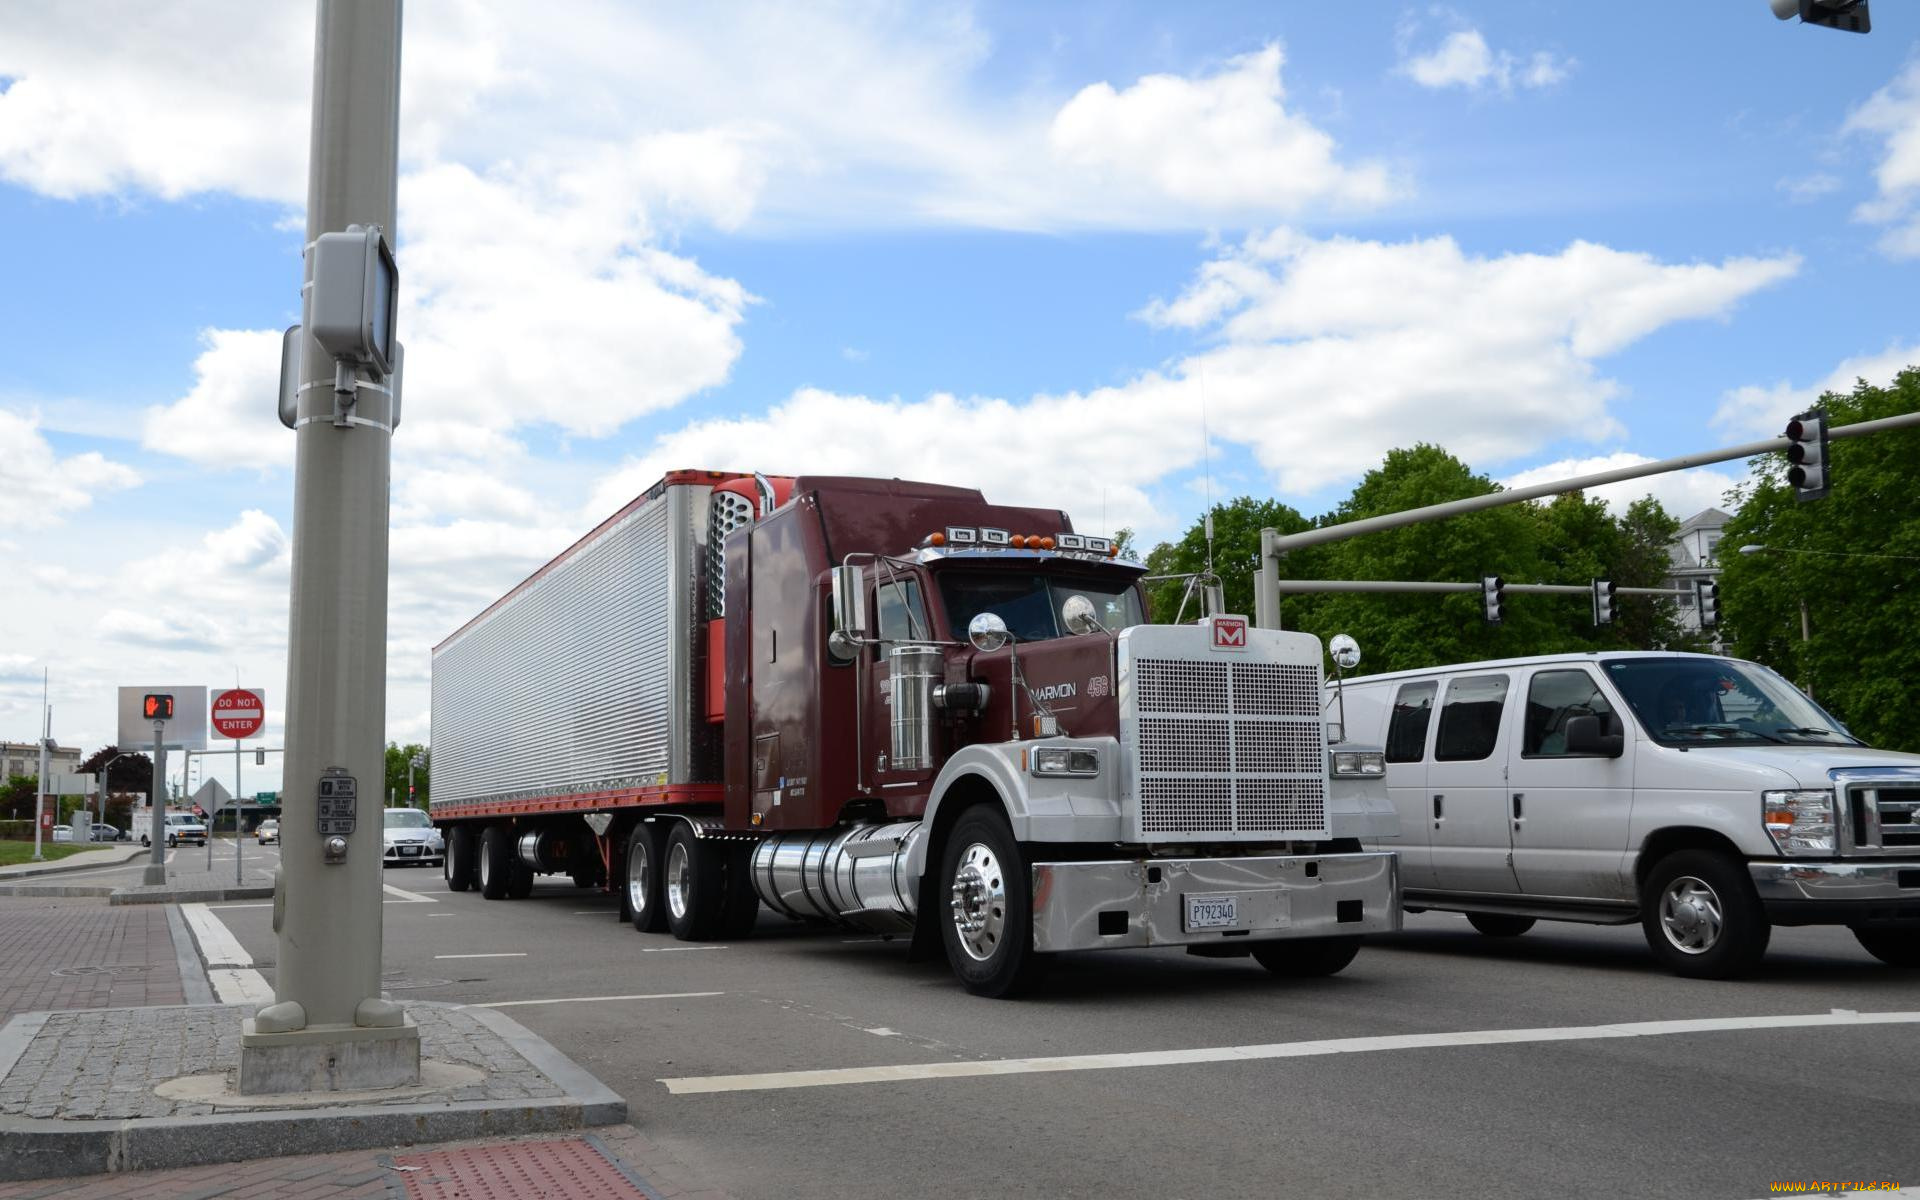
[1719,368,1920,751]
[1614,496,1697,651]
[384,742,431,809]
[1141,497,1322,624]
[2,775,35,823]
[77,747,155,804]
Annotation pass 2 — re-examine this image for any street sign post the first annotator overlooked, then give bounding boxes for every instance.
[211,689,266,885]
[119,685,205,886]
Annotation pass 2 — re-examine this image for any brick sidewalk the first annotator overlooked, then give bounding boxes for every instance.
[0,1127,734,1199]
[0,898,185,1022]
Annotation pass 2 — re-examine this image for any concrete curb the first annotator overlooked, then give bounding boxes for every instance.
[163,902,220,1006]
[0,883,118,898]
[0,1006,628,1182]
[110,885,275,906]
[0,846,146,880]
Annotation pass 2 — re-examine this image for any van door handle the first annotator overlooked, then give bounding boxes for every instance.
[1432,795,1444,823]
[1512,792,1524,822]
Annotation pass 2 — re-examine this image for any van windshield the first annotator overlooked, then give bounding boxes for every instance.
[1601,657,1860,747]
[938,571,1144,643]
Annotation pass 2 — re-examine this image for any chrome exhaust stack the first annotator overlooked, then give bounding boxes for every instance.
[750,821,923,934]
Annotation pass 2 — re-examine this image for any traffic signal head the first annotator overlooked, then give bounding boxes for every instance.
[1592,579,1617,626]
[1772,0,1870,33]
[142,693,175,721]
[1697,580,1721,629]
[1482,576,1505,625]
[1784,411,1830,501]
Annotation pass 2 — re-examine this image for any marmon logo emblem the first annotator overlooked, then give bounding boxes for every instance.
[1212,616,1248,650]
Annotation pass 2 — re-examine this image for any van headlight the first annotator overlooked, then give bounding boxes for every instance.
[1331,751,1386,778]
[1030,747,1100,777]
[1762,789,1834,855]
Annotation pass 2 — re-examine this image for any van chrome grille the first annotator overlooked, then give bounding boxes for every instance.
[1127,646,1326,841]
[1848,784,1920,852]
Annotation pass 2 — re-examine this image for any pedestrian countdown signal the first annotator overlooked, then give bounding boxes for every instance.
[143,694,175,721]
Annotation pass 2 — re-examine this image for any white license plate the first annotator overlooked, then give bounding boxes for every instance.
[401,845,420,856]
[1185,893,1239,931]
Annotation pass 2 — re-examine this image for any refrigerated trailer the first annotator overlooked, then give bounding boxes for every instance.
[430,470,1400,996]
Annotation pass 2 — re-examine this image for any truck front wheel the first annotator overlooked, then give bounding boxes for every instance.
[1852,926,1920,967]
[939,806,1048,998]
[478,826,512,900]
[1640,850,1769,979]
[664,823,723,940]
[625,823,667,933]
[445,826,475,892]
[1251,937,1361,978]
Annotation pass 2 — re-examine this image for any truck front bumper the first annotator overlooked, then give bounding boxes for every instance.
[1030,851,1400,953]
[1748,860,1920,926]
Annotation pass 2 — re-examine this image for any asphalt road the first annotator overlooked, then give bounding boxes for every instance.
[203,865,1919,1200]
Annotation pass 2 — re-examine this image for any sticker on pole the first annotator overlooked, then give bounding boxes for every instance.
[211,688,266,740]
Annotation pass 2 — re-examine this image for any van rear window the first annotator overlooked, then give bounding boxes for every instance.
[1386,681,1437,762]
[1434,675,1510,761]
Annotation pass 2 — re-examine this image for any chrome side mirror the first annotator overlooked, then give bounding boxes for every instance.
[1329,634,1361,672]
[968,612,1012,652]
[1061,594,1103,636]
[828,564,867,662]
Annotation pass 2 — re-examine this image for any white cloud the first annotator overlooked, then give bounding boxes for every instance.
[1777,173,1842,204]
[140,330,289,471]
[0,409,140,528]
[1048,45,1395,217]
[1502,454,1744,521]
[1844,59,1920,257]
[1713,343,1920,438]
[1396,21,1573,95]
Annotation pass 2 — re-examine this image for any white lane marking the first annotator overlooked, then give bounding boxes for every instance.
[181,902,253,968]
[209,967,274,1005]
[641,945,729,953]
[427,913,454,917]
[209,902,273,910]
[434,952,526,959]
[470,991,723,1009]
[864,1028,901,1038]
[658,1009,1920,1096]
[382,883,437,903]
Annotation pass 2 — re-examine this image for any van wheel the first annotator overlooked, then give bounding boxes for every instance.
[445,826,475,892]
[478,826,511,900]
[1467,913,1536,938]
[1852,926,1920,967]
[625,824,667,933]
[940,806,1048,998]
[1251,937,1361,978]
[664,823,723,940]
[1640,851,1769,979]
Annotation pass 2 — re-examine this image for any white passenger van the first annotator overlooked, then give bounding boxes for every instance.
[1330,651,1920,978]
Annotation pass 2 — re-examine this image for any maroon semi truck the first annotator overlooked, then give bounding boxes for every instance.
[430,470,1400,996]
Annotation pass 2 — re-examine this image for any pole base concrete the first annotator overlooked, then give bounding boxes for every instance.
[238,1017,420,1095]
[141,864,167,886]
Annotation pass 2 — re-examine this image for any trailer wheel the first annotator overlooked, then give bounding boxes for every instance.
[664,823,724,940]
[478,825,511,900]
[623,824,667,932]
[717,844,760,939]
[445,826,476,893]
[1251,937,1361,978]
[939,805,1048,998]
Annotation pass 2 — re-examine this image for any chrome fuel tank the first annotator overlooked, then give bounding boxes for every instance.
[750,821,923,933]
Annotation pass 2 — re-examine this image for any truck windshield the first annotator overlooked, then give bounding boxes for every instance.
[939,571,1144,642]
[1601,657,1860,747]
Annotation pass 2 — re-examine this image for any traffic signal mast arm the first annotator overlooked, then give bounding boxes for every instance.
[1262,580,1691,597]
[1257,408,1920,563]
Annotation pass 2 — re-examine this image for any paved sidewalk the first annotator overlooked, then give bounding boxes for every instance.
[0,847,145,881]
[0,843,277,904]
[0,1127,736,1199]
[0,898,187,1022]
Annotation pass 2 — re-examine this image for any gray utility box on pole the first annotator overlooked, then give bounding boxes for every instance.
[239,0,417,1097]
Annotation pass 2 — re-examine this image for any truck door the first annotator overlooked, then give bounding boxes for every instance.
[1505,666,1634,901]
[1426,673,1521,896]
[1381,679,1438,890]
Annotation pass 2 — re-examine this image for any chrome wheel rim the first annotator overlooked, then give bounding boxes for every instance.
[479,842,492,890]
[628,838,652,918]
[666,840,691,921]
[948,842,1007,963]
[1659,876,1723,955]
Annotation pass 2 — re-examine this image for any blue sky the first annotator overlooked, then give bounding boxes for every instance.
[4,2,1918,792]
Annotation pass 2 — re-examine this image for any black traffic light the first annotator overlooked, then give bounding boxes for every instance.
[1784,410,1830,501]
[1697,580,1721,629]
[142,693,175,721]
[1774,0,1869,33]
[1592,579,1617,626]
[1482,576,1505,625]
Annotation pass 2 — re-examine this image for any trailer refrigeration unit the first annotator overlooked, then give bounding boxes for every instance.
[430,470,1400,996]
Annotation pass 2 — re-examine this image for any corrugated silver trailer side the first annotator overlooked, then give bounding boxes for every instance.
[429,480,712,813]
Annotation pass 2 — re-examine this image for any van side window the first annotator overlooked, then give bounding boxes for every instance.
[1434,675,1510,762]
[875,580,926,646]
[1385,681,1437,763]
[1522,670,1616,758]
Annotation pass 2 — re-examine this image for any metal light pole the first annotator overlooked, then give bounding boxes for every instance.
[97,752,127,833]
[144,722,167,886]
[407,751,423,809]
[241,0,416,1093]
[32,672,49,862]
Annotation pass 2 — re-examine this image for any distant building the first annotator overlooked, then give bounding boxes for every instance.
[1,740,82,783]
[1667,507,1731,645]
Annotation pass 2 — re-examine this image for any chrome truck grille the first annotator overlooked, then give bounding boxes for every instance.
[1118,623,1329,843]
[1842,782,1920,853]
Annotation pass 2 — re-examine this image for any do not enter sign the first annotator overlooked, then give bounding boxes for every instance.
[212,688,266,739]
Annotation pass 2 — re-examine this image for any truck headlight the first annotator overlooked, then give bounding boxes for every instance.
[1763,789,1834,855]
[1030,747,1100,777]
[1331,751,1386,778]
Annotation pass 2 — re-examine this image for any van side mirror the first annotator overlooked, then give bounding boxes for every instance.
[1565,713,1624,758]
